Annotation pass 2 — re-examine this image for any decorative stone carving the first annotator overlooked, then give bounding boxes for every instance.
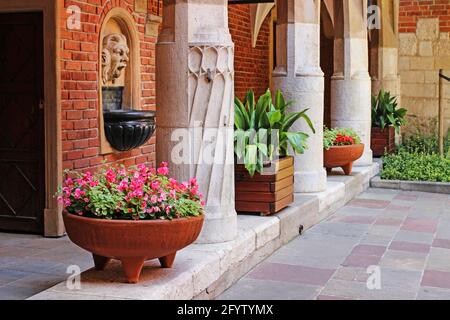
[186,45,236,243]
[102,33,130,85]
[187,45,234,125]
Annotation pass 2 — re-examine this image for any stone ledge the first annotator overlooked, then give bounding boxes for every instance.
[371,176,450,194]
[29,163,379,300]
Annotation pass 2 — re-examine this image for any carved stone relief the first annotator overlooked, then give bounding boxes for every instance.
[101,33,130,85]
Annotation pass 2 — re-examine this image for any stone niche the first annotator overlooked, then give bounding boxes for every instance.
[100,8,140,111]
[99,8,155,153]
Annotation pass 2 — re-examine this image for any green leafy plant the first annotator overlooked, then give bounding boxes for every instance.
[372,89,407,134]
[234,89,315,176]
[323,127,361,150]
[399,130,450,157]
[381,150,450,182]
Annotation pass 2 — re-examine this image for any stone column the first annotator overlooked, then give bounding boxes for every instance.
[370,0,400,98]
[369,0,401,143]
[271,0,327,193]
[331,0,373,165]
[156,0,237,243]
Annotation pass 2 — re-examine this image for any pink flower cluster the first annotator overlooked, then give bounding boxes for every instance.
[57,162,205,220]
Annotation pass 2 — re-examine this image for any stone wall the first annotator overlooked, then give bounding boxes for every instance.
[399,17,450,135]
[228,4,271,100]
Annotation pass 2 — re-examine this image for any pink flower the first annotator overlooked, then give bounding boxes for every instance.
[105,169,116,183]
[157,166,169,176]
[89,180,99,187]
[117,179,129,191]
[159,192,167,202]
[74,188,83,199]
[150,180,160,190]
[150,195,158,204]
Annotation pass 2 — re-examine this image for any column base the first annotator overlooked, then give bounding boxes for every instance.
[196,210,237,244]
[294,168,327,193]
[355,149,373,166]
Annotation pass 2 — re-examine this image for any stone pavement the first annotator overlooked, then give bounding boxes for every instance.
[218,188,450,300]
[0,233,91,299]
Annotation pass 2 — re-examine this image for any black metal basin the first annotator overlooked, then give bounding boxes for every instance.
[103,110,156,151]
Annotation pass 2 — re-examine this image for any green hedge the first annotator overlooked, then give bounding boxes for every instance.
[381,151,450,182]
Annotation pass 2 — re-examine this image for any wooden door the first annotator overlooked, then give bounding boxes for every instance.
[0,12,45,233]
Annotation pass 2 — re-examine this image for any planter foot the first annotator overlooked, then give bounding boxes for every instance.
[342,163,353,175]
[159,252,176,268]
[121,258,145,283]
[93,254,111,271]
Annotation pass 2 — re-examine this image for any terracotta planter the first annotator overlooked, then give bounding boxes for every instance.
[323,144,365,175]
[63,211,204,283]
[371,126,395,157]
[235,156,294,215]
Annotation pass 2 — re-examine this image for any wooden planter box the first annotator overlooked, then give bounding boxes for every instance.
[371,127,395,157]
[235,156,294,216]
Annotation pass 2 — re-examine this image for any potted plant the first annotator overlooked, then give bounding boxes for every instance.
[371,89,407,156]
[234,89,314,215]
[323,127,364,175]
[57,162,204,283]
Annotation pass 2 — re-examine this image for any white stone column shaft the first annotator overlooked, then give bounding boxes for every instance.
[271,0,327,193]
[331,0,373,165]
[156,0,237,243]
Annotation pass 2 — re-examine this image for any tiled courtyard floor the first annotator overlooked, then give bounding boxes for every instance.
[1,187,450,300]
[219,188,450,300]
[0,233,91,299]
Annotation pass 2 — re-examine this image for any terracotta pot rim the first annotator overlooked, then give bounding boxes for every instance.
[324,143,365,150]
[63,211,204,225]
[371,126,395,130]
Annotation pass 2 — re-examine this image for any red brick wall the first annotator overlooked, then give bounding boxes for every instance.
[60,0,159,172]
[399,0,450,33]
[228,4,271,99]
[60,2,269,173]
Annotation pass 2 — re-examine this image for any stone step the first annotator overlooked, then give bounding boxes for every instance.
[28,163,380,300]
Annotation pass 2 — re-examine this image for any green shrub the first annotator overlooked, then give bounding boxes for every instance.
[399,131,450,157]
[381,150,450,182]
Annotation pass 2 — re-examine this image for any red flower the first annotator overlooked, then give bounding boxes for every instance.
[334,134,355,146]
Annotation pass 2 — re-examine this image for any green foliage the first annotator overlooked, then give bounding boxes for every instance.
[372,89,407,134]
[234,89,315,176]
[381,130,450,182]
[381,150,450,182]
[323,127,361,150]
[399,131,450,157]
